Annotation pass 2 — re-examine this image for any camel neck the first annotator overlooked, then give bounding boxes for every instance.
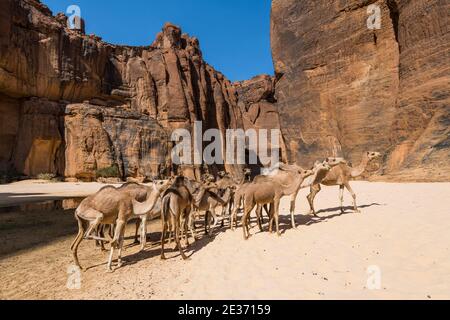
[351,155,370,178]
[282,174,305,196]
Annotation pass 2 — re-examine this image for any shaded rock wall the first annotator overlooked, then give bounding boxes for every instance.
[271,0,449,181]
[0,0,282,180]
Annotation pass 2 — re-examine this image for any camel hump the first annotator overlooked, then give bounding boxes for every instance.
[117,182,141,189]
[98,185,117,192]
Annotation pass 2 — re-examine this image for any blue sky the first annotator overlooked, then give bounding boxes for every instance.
[42,0,274,81]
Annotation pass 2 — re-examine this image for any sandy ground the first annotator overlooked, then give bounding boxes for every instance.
[0,181,449,300]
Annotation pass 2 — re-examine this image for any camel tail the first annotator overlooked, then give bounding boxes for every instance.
[162,196,171,220]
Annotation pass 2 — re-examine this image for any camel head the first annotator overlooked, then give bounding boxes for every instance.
[154,179,172,193]
[133,181,168,216]
[366,151,382,161]
[202,173,215,183]
[217,171,227,178]
[325,157,347,167]
[313,160,331,172]
[299,169,314,179]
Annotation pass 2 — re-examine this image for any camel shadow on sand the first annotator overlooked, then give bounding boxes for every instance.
[86,203,384,270]
[86,224,221,270]
[253,203,384,236]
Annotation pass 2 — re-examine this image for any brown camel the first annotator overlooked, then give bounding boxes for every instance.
[71,182,164,271]
[209,172,242,230]
[160,176,193,260]
[241,167,315,240]
[244,158,343,229]
[307,151,382,215]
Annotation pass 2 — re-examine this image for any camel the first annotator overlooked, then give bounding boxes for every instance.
[283,157,347,226]
[241,166,315,240]
[201,187,232,235]
[118,181,170,251]
[236,158,344,230]
[181,178,230,236]
[160,176,193,260]
[71,182,164,271]
[307,151,382,215]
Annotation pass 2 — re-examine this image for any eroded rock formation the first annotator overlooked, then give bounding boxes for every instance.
[0,0,282,181]
[1,0,448,182]
[271,0,449,181]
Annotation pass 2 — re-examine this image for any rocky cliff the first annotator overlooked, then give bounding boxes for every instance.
[271,0,449,181]
[0,0,282,181]
[1,0,448,182]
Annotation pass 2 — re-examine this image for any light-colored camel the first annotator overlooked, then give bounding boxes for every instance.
[308,151,382,215]
[241,167,315,240]
[117,181,170,250]
[283,158,347,227]
[71,182,164,271]
[161,176,193,260]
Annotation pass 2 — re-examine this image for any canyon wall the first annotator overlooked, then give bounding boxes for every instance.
[271,0,449,181]
[1,0,448,182]
[0,0,282,181]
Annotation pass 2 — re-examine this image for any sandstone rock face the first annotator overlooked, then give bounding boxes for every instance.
[0,0,283,180]
[64,103,169,180]
[2,0,447,182]
[235,75,287,158]
[271,0,449,181]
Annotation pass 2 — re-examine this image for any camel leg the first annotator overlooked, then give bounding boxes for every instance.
[204,211,209,235]
[83,214,103,240]
[109,224,115,239]
[209,208,219,235]
[274,199,281,237]
[116,233,125,268]
[290,192,298,229]
[188,211,197,242]
[134,219,140,245]
[161,217,168,260]
[71,217,86,270]
[95,225,101,248]
[140,215,147,251]
[241,203,255,240]
[101,226,108,251]
[268,203,275,233]
[167,217,174,245]
[107,246,115,272]
[255,205,263,232]
[175,211,188,260]
[307,184,321,216]
[231,197,240,231]
[95,225,107,251]
[106,219,126,271]
[183,208,191,247]
[339,185,345,213]
[221,205,226,228]
[344,182,360,213]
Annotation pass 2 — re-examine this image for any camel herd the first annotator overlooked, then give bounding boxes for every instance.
[71,151,381,271]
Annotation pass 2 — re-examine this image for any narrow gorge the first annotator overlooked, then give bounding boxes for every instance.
[0,0,448,182]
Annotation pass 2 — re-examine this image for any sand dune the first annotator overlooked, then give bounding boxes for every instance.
[0,181,449,300]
